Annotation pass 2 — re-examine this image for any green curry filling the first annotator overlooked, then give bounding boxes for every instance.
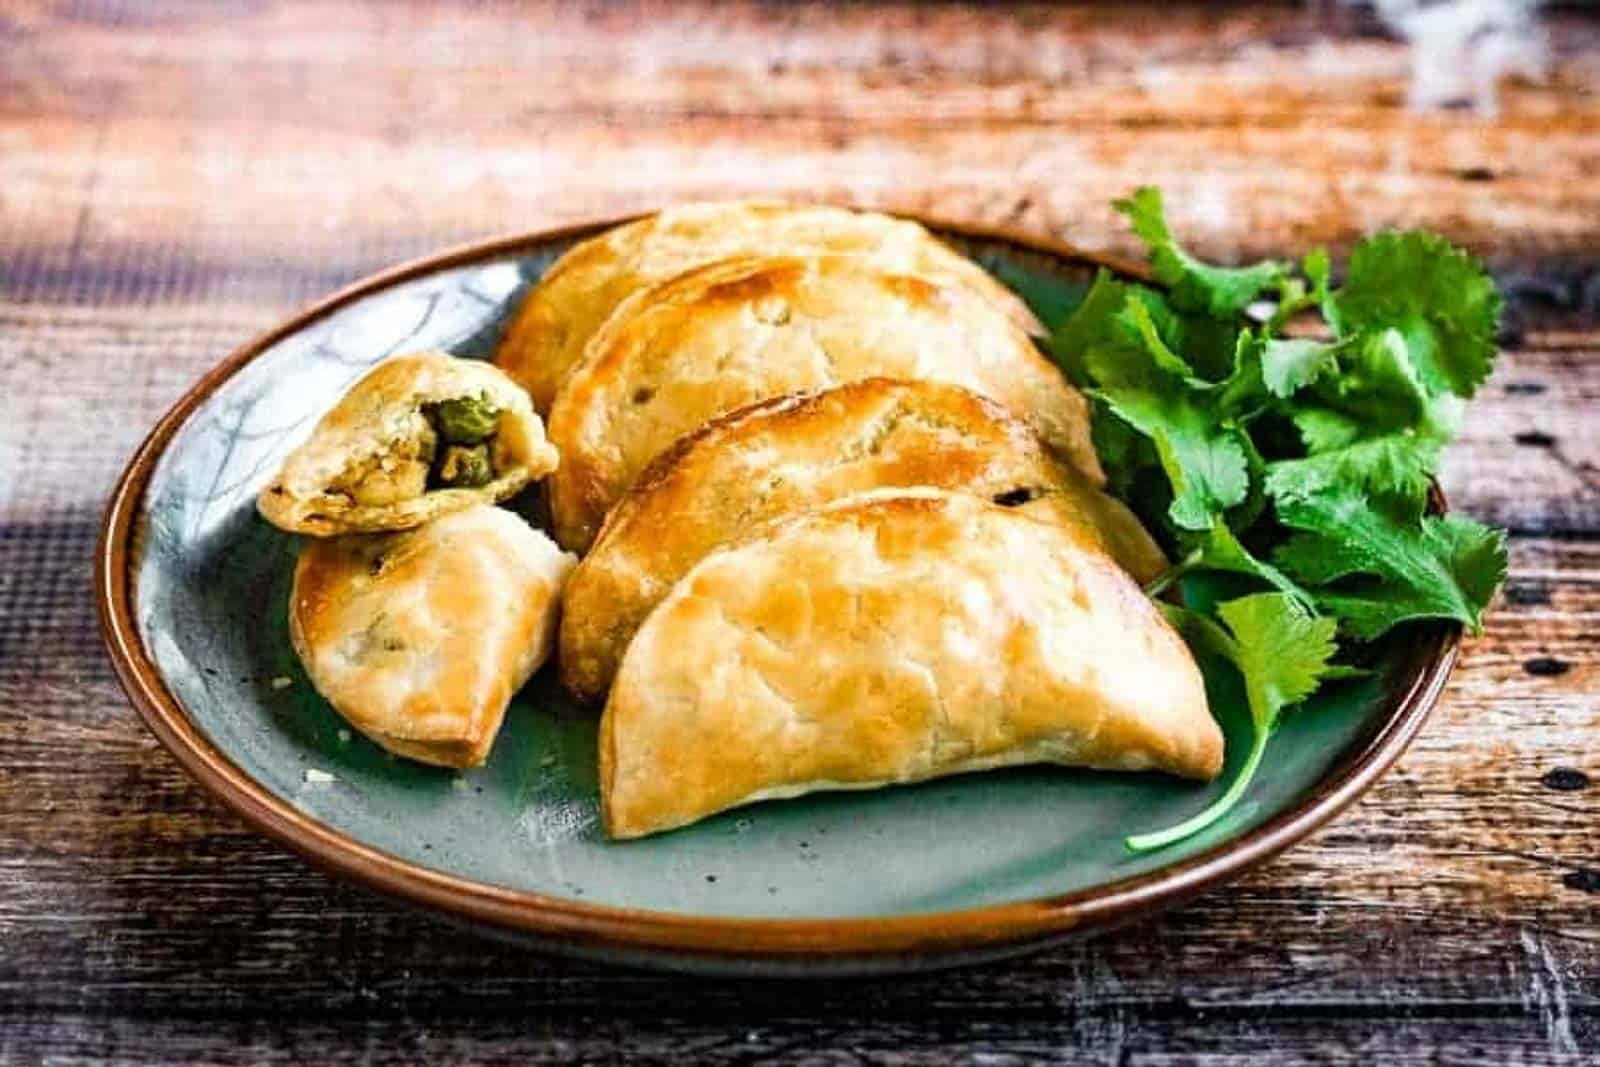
[424,393,501,489]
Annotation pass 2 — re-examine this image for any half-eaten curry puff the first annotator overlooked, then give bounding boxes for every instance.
[259,351,558,536]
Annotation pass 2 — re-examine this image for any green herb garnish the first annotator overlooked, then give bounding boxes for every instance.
[1128,594,1337,852]
[1050,187,1507,851]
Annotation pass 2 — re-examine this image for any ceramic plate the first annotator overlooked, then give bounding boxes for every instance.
[97,215,1459,975]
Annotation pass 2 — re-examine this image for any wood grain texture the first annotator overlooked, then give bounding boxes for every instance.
[1,1,1597,1063]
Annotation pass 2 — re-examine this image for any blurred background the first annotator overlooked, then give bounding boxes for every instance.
[2,3,1595,1063]
[4,1,1595,300]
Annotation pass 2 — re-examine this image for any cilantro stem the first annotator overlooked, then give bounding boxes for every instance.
[1264,293,1314,337]
[1124,727,1268,852]
[1144,548,1202,599]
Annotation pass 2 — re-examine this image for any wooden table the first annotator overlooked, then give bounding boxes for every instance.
[2,2,1596,1062]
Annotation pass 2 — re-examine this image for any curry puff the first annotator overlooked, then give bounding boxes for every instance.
[495,200,1041,412]
[290,506,576,768]
[546,255,1100,550]
[259,351,558,537]
[561,378,1165,704]
[599,489,1220,839]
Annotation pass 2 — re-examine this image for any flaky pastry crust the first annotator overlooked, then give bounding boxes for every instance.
[561,378,1164,703]
[600,489,1220,839]
[290,505,576,768]
[546,256,1100,550]
[494,200,1042,412]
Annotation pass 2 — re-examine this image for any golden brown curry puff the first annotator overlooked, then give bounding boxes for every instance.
[545,255,1100,550]
[560,378,1165,704]
[494,200,1042,412]
[599,489,1219,839]
[259,351,558,537]
[290,505,576,768]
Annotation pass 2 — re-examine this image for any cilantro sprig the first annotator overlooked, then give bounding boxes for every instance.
[1049,187,1507,851]
[1128,594,1337,852]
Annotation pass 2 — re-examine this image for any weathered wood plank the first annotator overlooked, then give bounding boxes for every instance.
[0,1011,1592,1066]
[3,3,1599,308]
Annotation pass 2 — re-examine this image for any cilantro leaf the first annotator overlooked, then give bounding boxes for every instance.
[1260,336,1341,398]
[1187,523,1315,609]
[1088,397,1144,491]
[1115,186,1287,319]
[1048,269,1128,387]
[1307,329,1433,430]
[1127,594,1336,851]
[1212,330,1271,420]
[1050,270,1185,388]
[1096,388,1250,530]
[1120,296,1209,384]
[1200,327,1331,424]
[1263,248,1331,336]
[1060,281,1253,531]
[1303,247,1332,303]
[1329,232,1501,398]
[1266,432,1442,510]
[1228,421,1270,532]
[1274,488,1507,638]
[1266,330,1460,509]
[1289,407,1362,452]
[1219,593,1338,723]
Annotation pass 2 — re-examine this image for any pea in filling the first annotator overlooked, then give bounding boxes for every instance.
[424,393,502,490]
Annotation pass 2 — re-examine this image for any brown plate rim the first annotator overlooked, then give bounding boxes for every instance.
[95,210,1462,968]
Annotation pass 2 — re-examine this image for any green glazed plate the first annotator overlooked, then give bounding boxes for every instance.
[97,216,1459,975]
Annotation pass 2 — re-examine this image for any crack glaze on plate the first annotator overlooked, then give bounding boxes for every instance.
[131,233,1404,922]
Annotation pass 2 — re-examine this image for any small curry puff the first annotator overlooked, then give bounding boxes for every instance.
[495,200,1043,413]
[546,255,1100,551]
[259,351,558,536]
[600,488,1221,839]
[561,378,1165,705]
[290,505,576,768]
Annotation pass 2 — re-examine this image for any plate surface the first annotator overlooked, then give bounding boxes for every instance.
[98,216,1459,975]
